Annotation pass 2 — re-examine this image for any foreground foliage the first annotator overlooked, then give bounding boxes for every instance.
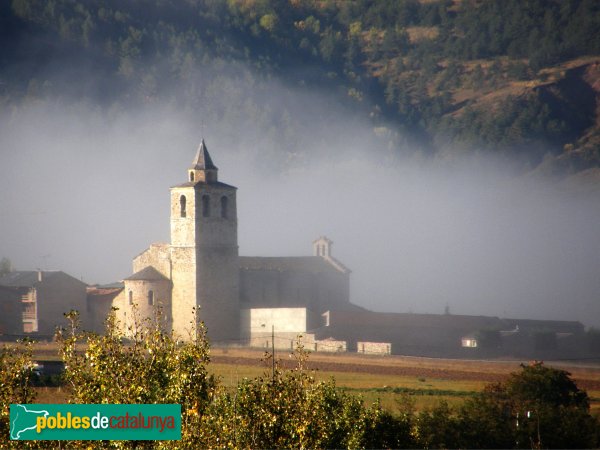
[55,308,216,448]
[416,362,600,449]
[198,346,415,449]
[1,310,600,448]
[55,309,416,449]
[0,340,37,447]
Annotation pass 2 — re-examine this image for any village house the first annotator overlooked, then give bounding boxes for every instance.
[0,270,87,337]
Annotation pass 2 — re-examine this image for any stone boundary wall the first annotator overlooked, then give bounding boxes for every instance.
[309,338,347,353]
[357,341,392,355]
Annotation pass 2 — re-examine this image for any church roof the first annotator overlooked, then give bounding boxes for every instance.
[86,286,123,299]
[95,281,125,289]
[239,257,347,274]
[170,180,237,189]
[124,266,169,282]
[190,139,217,171]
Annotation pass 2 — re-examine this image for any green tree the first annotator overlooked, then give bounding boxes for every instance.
[471,64,485,89]
[0,340,39,449]
[0,257,11,275]
[465,362,598,448]
[199,343,415,449]
[259,13,278,33]
[504,362,588,409]
[458,384,516,449]
[54,309,419,449]
[414,362,600,448]
[415,400,462,448]
[56,308,217,448]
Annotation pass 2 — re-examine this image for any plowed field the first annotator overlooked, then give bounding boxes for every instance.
[212,348,600,385]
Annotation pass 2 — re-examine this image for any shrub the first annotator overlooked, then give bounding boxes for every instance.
[459,362,598,448]
[199,343,416,449]
[0,339,41,449]
[56,308,216,448]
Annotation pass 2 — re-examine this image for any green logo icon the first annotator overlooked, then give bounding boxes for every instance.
[10,404,181,440]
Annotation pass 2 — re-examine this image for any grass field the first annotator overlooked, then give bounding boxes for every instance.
[208,348,600,413]
[27,344,600,413]
[209,361,481,412]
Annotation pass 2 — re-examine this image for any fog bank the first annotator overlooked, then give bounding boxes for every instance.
[1,101,599,327]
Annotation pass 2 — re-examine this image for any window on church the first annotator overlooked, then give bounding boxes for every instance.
[221,196,228,219]
[180,195,187,218]
[190,172,195,182]
[148,290,154,306]
[202,195,210,217]
[128,291,133,305]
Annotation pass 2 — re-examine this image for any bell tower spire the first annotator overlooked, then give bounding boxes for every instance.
[171,140,239,343]
[189,139,218,183]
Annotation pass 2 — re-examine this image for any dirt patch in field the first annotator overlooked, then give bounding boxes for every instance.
[212,355,504,382]
[211,354,600,391]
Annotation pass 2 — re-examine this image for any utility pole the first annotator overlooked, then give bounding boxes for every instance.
[271,324,275,381]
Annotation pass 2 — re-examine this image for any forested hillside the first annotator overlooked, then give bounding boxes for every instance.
[2,0,600,173]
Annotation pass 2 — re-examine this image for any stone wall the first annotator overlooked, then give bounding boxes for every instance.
[247,332,314,351]
[86,287,122,334]
[196,248,240,343]
[132,243,171,279]
[309,338,347,353]
[169,180,240,343]
[241,307,310,350]
[170,186,197,247]
[241,307,307,334]
[357,341,392,355]
[120,278,172,335]
[169,246,197,340]
[239,267,350,313]
[193,183,239,343]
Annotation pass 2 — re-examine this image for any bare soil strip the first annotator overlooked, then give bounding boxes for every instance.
[210,351,600,391]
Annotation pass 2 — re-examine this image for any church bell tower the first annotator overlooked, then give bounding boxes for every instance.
[169,140,239,342]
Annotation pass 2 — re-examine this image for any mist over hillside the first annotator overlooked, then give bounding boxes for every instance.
[3,0,600,170]
[2,99,599,327]
[1,0,599,326]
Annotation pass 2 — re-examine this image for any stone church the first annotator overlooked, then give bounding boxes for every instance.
[102,141,355,342]
[2,140,589,358]
[93,141,584,358]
